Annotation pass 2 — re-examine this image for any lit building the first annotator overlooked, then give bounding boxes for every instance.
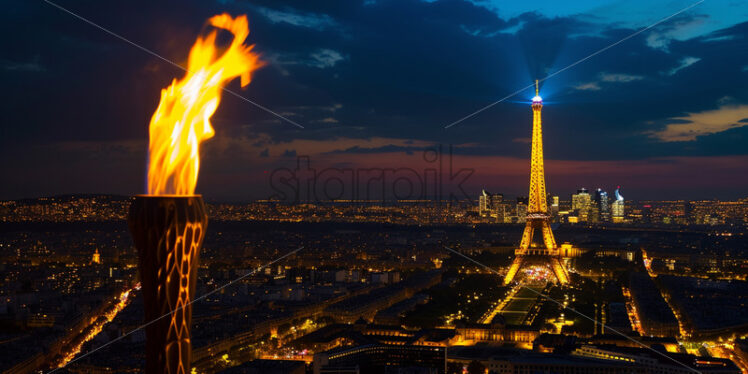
[479,190,490,215]
[516,198,528,223]
[91,248,101,265]
[595,188,610,223]
[589,204,600,223]
[449,346,648,374]
[571,188,592,222]
[454,321,539,344]
[612,187,625,223]
[550,196,560,221]
[478,190,505,220]
[573,345,740,374]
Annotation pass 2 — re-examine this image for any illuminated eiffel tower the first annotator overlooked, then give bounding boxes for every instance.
[503,81,569,285]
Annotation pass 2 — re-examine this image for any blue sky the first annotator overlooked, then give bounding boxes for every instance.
[1,0,747,200]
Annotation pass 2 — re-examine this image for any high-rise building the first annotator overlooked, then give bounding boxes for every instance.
[595,188,610,223]
[478,190,504,220]
[479,190,491,216]
[612,186,625,223]
[588,204,600,223]
[550,195,560,221]
[571,188,592,222]
[516,199,528,222]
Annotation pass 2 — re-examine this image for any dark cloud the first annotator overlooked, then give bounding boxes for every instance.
[1,0,746,199]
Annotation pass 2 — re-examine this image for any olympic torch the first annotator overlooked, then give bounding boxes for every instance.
[127,14,261,373]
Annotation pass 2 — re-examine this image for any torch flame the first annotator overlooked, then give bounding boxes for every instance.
[147,14,262,195]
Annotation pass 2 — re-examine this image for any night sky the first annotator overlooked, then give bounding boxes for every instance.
[2,0,747,201]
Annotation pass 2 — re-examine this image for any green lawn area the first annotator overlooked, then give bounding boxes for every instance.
[500,287,542,325]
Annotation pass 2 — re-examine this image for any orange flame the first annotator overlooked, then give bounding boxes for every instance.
[147,14,262,195]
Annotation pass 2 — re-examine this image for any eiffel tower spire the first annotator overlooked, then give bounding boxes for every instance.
[504,82,569,285]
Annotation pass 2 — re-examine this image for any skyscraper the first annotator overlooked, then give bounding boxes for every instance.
[571,188,592,222]
[612,186,625,223]
[595,188,610,223]
[478,190,504,220]
[516,197,528,222]
[589,204,600,223]
[550,195,560,221]
[479,190,491,216]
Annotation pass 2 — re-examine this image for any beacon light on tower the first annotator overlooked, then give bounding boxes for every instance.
[532,80,542,103]
[127,14,261,374]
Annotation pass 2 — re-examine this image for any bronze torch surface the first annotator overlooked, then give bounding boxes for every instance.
[128,195,207,374]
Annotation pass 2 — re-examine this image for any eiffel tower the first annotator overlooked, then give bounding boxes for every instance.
[503,81,569,285]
